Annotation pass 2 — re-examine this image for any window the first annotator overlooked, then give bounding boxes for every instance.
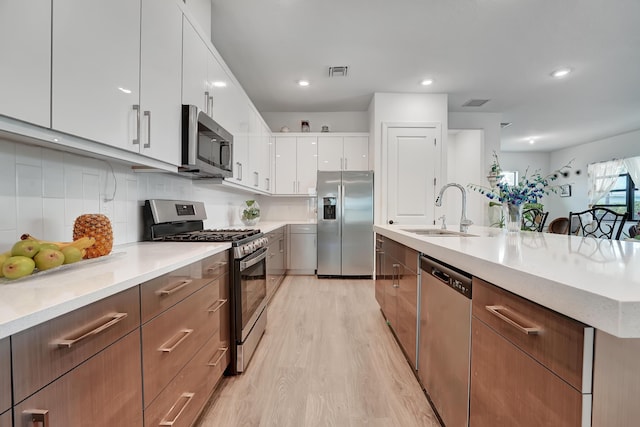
[594,173,639,220]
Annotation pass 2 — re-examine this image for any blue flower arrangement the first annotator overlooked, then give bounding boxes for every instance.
[468,153,572,206]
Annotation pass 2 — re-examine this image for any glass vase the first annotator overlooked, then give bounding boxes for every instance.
[239,200,261,226]
[503,201,523,233]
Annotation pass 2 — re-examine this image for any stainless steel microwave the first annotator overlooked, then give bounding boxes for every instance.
[180,104,233,179]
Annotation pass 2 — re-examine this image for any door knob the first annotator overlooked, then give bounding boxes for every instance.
[388,220,394,224]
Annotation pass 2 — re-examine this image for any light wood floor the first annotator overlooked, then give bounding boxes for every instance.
[196,275,440,427]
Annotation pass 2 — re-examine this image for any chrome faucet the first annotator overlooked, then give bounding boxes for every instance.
[435,183,473,233]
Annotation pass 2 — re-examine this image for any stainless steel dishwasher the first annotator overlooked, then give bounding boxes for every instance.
[418,255,472,427]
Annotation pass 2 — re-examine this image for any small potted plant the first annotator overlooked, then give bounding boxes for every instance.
[240,200,261,226]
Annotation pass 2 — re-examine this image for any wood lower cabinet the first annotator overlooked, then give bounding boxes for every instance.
[0,338,9,415]
[11,286,140,403]
[141,252,231,426]
[13,331,143,427]
[470,277,593,427]
[374,234,418,368]
[0,410,11,427]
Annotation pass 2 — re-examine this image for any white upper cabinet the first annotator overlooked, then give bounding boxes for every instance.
[0,0,51,127]
[139,0,183,165]
[182,17,209,114]
[52,0,141,151]
[274,136,318,195]
[343,135,369,170]
[317,134,369,171]
[247,111,271,192]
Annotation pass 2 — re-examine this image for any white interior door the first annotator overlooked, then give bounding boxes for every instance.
[387,126,440,225]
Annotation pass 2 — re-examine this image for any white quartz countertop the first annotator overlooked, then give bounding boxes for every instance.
[0,242,230,339]
[374,224,640,338]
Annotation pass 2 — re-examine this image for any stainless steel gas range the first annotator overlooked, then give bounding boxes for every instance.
[143,199,268,374]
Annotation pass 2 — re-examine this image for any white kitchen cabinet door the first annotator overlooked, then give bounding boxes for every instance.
[343,135,369,170]
[260,122,272,192]
[182,17,209,113]
[274,137,297,194]
[139,0,182,165]
[317,136,343,171]
[228,101,250,184]
[207,53,237,132]
[247,110,270,191]
[296,136,318,195]
[0,0,51,127]
[52,0,141,151]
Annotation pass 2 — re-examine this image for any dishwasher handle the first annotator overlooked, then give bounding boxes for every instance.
[420,255,472,299]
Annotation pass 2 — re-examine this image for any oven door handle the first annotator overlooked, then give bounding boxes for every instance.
[239,247,268,271]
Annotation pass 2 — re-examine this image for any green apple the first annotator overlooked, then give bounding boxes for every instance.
[61,246,83,264]
[34,248,65,271]
[11,240,41,258]
[2,256,36,279]
[39,243,61,251]
[0,253,9,278]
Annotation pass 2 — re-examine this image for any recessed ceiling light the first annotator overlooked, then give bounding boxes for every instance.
[212,81,227,88]
[117,87,132,94]
[298,80,310,87]
[550,67,572,78]
[421,79,434,86]
[529,139,535,144]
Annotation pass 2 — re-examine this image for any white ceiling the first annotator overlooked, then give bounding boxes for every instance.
[210,0,640,152]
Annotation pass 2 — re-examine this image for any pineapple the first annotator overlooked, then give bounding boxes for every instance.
[73,214,113,259]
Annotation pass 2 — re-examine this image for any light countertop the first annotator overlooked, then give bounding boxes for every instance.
[0,220,311,339]
[374,224,640,338]
[0,242,230,339]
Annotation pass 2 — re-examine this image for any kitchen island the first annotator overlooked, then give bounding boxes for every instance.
[375,224,640,427]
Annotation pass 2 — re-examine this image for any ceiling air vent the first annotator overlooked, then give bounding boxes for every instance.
[462,99,490,107]
[500,122,512,129]
[328,66,348,77]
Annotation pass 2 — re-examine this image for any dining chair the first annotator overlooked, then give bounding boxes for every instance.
[568,208,628,240]
[547,217,570,234]
[522,208,549,232]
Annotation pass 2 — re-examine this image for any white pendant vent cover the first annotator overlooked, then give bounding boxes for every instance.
[462,99,490,107]
[328,66,348,77]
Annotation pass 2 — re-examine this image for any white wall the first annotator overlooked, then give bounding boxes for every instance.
[546,128,640,221]
[186,0,211,38]
[445,130,484,226]
[0,138,309,250]
[369,92,448,225]
[261,111,369,133]
[449,112,502,177]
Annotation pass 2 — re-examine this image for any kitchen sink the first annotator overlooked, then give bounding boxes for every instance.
[402,229,477,237]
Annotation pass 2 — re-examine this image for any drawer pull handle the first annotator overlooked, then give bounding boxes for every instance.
[207,347,229,367]
[158,329,194,353]
[157,279,193,296]
[57,313,128,348]
[23,409,49,426]
[206,262,227,274]
[485,305,541,335]
[159,392,195,426]
[207,299,228,313]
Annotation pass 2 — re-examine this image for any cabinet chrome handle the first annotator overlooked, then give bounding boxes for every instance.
[392,263,400,288]
[209,95,214,115]
[143,110,151,148]
[266,177,270,191]
[158,329,193,353]
[204,91,210,114]
[159,392,195,426]
[207,347,229,367]
[236,162,243,181]
[207,298,228,313]
[279,238,284,253]
[340,157,344,170]
[57,312,128,348]
[132,104,140,145]
[254,171,259,187]
[22,409,49,426]
[485,305,541,335]
[157,279,193,296]
[206,262,227,275]
[344,158,348,170]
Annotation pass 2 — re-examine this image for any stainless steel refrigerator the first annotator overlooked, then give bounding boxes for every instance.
[317,171,374,277]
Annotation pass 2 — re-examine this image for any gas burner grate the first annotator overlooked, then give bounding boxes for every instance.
[157,228,261,242]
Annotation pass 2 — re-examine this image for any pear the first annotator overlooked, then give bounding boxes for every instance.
[40,243,61,251]
[34,249,65,271]
[2,256,36,279]
[0,253,9,278]
[11,240,41,258]
[61,246,83,264]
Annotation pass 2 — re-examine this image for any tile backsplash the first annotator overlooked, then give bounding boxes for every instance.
[0,138,313,250]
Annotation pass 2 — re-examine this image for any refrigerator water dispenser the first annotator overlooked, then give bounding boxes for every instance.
[323,197,337,220]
